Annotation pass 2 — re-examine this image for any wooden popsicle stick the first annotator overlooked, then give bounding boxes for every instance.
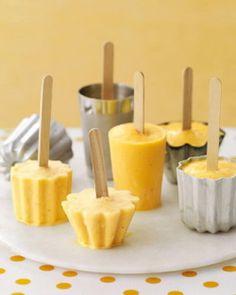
[207,78,222,171]
[89,128,109,198]
[102,42,114,100]
[38,75,53,167]
[134,71,145,133]
[182,67,193,130]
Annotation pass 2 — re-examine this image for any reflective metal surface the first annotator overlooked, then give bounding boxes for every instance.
[79,83,134,179]
[0,114,73,180]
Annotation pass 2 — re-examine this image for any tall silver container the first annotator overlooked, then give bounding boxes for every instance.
[79,83,134,179]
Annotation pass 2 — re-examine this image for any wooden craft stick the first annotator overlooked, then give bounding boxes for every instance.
[182,67,193,130]
[134,71,145,133]
[102,42,114,100]
[207,78,222,171]
[89,128,109,198]
[38,75,53,167]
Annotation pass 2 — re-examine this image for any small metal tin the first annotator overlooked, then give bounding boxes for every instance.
[159,122,225,184]
[79,83,134,179]
[177,156,236,233]
[0,114,73,180]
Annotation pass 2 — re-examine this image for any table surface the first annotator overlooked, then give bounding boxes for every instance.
[0,127,236,295]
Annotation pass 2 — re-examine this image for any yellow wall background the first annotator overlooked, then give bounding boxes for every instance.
[1,1,236,127]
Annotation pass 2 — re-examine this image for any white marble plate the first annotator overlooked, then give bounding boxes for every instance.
[0,128,236,274]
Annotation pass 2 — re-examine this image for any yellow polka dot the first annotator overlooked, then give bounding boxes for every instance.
[56,282,72,289]
[11,293,25,295]
[62,270,78,277]
[15,278,31,285]
[0,268,6,274]
[223,265,236,272]
[168,291,184,295]
[10,255,25,262]
[203,281,219,288]
[123,290,139,295]
[182,270,197,277]
[100,276,116,283]
[145,277,161,284]
[39,264,55,271]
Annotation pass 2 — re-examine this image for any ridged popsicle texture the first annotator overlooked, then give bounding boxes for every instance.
[62,188,138,249]
[11,160,72,226]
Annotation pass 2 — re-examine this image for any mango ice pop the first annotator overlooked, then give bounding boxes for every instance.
[11,160,72,226]
[109,122,166,210]
[62,188,138,249]
[163,121,209,146]
[182,157,236,179]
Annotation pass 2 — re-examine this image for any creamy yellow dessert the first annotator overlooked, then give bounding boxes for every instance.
[183,158,236,179]
[62,188,138,249]
[11,160,72,226]
[109,123,166,210]
[162,121,209,147]
[160,121,225,184]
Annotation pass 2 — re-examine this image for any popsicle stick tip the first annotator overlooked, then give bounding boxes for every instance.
[104,41,114,49]
[89,128,99,136]
[42,75,53,84]
[134,71,144,80]
[184,66,193,73]
[210,77,222,88]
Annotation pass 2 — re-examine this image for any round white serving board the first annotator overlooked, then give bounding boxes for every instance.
[0,128,236,274]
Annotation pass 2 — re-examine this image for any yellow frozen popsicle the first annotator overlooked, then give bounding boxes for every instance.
[109,122,166,210]
[162,121,209,147]
[62,187,138,249]
[182,157,236,179]
[11,76,73,226]
[162,121,225,147]
[11,160,72,226]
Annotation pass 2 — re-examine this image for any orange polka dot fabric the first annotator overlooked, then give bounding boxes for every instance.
[100,276,116,283]
[145,276,161,284]
[62,270,78,277]
[39,264,55,271]
[0,243,235,294]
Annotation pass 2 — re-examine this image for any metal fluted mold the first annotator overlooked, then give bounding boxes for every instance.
[177,156,236,233]
[160,122,225,184]
[0,114,73,180]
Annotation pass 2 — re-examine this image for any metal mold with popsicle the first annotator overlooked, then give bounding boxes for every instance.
[159,68,225,184]
[79,42,134,180]
[177,78,236,233]
[161,120,225,184]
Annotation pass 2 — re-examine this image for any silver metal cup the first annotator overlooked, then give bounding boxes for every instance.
[79,83,134,179]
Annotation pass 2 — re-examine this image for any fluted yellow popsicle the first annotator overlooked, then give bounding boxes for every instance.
[62,188,138,249]
[11,160,72,226]
[162,121,209,147]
